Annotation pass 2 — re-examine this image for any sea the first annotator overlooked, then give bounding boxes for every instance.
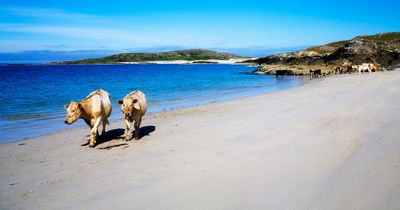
[0,64,304,143]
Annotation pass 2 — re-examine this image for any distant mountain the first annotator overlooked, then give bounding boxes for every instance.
[0,50,120,64]
[249,32,400,74]
[54,49,244,64]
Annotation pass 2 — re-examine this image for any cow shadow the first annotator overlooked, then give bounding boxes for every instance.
[81,128,124,147]
[81,126,156,148]
[135,125,156,139]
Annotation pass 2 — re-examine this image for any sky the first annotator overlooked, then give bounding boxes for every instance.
[0,0,399,53]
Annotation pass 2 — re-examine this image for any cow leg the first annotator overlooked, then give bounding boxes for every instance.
[101,120,107,135]
[134,118,142,140]
[89,117,101,147]
[124,119,131,141]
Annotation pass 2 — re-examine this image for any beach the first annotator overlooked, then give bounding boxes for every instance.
[118,58,251,64]
[1,64,303,142]
[1,70,400,209]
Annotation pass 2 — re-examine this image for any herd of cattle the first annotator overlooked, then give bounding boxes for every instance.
[335,63,378,75]
[64,89,147,147]
[275,63,379,79]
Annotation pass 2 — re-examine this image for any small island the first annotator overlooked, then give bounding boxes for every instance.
[53,49,247,64]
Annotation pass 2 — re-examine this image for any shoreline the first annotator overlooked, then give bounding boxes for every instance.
[1,70,400,209]
[3,58,254,66]
[117,58,251,65]
[1,75,307,144]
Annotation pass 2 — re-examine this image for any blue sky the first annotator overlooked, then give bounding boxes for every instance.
[0,0,399,52]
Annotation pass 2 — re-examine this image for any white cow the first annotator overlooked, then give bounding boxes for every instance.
[358,63,371,74]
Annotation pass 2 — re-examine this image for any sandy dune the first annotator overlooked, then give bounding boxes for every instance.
[1,70,400,210]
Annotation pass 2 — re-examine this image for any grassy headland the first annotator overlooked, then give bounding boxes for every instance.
[53,49,243,64]
[247,32,400,75]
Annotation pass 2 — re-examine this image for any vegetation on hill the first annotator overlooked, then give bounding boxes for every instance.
[304,32,400,55]
[55,49,242,64]
[249,32,400,74]
[306,40,350,55]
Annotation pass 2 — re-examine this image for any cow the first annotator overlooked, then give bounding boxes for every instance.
[310,69,322,79]
[342,65,353,74]
[357,63,371,74]
[275,70,290,78]
[118,90,147,141]
[353,63,377,74]
[334,66,342,74]
[351,65,358,73]
[64,89,112,147]
[368,63,378,72]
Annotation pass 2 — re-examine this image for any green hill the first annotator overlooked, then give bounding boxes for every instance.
[55,49,242,64]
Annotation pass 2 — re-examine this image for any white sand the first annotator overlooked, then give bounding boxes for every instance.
[118,58,249,64]
[1,70,400,210]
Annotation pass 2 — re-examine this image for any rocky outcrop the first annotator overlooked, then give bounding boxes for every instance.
[249,32,400,75]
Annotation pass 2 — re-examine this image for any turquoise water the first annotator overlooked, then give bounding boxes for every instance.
[0,64,304,143]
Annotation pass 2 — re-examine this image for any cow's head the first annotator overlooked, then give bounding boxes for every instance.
[118,98,139,119]
[64,101,82,124]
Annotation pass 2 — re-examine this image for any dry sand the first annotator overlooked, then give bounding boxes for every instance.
[1,70,400,210]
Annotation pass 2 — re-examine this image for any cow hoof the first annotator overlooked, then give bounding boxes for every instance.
[89,143,95,148]
[125,137,131,142]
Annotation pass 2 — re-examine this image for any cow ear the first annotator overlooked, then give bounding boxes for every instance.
[78,103,82,109]
[132,99,140,110]
[118,100,123,105]
[64,104,69,109]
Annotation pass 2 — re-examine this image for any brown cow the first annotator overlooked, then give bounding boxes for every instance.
[342,65,353,74]
[310,69,322,79]
[118,90,147,141]
[369,63,378,72]
[275,70,290,78]
[64,89,112,147]
[334,66,341,74]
